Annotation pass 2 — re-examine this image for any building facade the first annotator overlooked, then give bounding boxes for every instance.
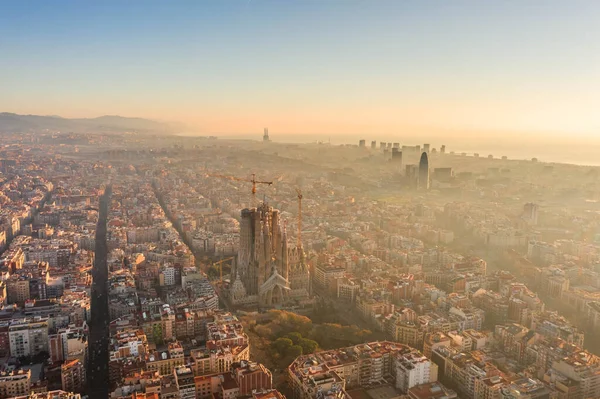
[0,370,31,399]
[61,359,86,393]
[230,204,309,308]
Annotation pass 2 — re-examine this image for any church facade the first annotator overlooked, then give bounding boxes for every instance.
[229,203,310,308]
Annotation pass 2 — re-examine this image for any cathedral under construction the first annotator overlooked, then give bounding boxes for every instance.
[229,203,310,308]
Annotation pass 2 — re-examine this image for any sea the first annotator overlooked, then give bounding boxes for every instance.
[178,132,600,167]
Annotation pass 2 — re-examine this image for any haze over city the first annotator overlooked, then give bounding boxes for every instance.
[3,3,600,399]
[2,2,600,144]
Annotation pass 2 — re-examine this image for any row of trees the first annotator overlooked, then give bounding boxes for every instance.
[243,310,376,369]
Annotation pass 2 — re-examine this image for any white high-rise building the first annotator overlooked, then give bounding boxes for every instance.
[395,352,438,393]
[9,318,49,358]
[160,264,176,286]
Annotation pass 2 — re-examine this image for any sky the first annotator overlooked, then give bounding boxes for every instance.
[1,1,600,137]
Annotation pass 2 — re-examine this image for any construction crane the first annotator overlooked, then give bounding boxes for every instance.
[295,188,303,249]
[208,173,273,206]
[212,256,235,284]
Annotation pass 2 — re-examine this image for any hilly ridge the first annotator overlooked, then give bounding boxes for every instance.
[0,112,182,134]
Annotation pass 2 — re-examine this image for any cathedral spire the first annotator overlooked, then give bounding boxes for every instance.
[282,220,289,280]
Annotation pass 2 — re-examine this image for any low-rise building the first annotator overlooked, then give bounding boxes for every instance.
[407,382,457,399]
[0,369,31,399]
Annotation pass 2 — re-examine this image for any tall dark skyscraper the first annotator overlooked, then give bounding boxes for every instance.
[263,128,270,142]
[418,151,429,190]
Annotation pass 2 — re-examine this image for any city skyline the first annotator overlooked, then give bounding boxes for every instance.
[2,131,600,399]
[3,2,600,396]
[2,1,600,137]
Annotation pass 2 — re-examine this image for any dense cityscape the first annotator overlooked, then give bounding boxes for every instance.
[0,128,599,399]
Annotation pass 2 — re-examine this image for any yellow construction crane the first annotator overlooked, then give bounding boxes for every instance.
[212,256,235,284]
[295,188,303,249]
[208,173,273,206]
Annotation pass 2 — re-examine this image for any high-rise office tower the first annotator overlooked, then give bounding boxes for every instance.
[392,148,403,164]
[423,144,430,153]
[405,164,418,188]
[371,141,377,149]
[263,128,270,142]
[418,152,430,190]
[359,139,366,148]
[440,145,446,154]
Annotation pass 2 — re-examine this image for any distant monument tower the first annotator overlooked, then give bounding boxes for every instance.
[263,128,270,142]
[523,203,539,225]
[418,152,430,190]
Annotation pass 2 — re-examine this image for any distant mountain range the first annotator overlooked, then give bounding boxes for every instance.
[0,113,182,134]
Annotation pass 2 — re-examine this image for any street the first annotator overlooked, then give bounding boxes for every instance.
[86,185,111,399]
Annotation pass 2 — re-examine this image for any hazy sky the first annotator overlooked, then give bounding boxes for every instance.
[2,1,600,136]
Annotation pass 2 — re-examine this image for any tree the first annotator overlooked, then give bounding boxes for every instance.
[288,345,303,358]
[312,298,339,323]
[298,338,318,354]
[254,324,273,338]
[285,332,303,345]
[271,337,293,354]
[309,323,374,349]
[261,310,312,338]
